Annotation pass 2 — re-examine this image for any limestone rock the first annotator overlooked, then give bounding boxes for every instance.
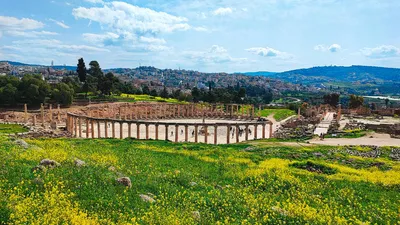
[74,159,86,167]
[31,165,47,173]
[15,139,29,149]
[313,152,324,157]
[39,159,60,168]
[116,177,132,188]
[33,177,44,184]
[108,166,116,171]
[139,194,155,203]
[192,211,201,221]
[189,181,197,187]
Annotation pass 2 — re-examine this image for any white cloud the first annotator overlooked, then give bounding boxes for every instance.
[185,45,246,64]
[49,18,70,29]
[6,30,58,37]
[84,0,104,4]
[139,36,167,45]
[0,16,44,30]
[361,45,400,59]
[13,39,109,52]
[213,7,233,16]
[246,47,293,59]
[314,44,341,53]
[73,2,192,34]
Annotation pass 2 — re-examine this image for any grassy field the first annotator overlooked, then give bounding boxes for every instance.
[0,124,28,134]
[118,94,186,104]
[325,129,368,139]
[258,109,296,121]
[1,137,399,224]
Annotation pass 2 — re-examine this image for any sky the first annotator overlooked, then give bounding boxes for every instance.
[0,0,399,72]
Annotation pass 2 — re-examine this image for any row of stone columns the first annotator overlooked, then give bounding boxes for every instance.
[108,103,256,121]
[22,103,62,126]
[67,114,273,144]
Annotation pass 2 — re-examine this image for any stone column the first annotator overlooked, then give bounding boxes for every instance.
[145,124,149,139]
[136,123,140,139]
[269,123,273,138]
[120,122,123,139]
[41,103,45,127]
[245,125,249,141]
[226,125,230,144]
[337,104,342,122]
[97,120,101,138]
[185,125,188,142]
[33,115,37,127]
[204,125,208,144]
[128,123,132,138]
[175,124,179,142]
[214,125,218,145]
[49,104,53,122]
[112,122,115,138]
[254,124,258,140]
[57,104,61,122]
[262,124,266,139]
[194,125,198,143]
[104,121,108,138]
[236,124,239,143]
[24,104,28,123]
[86,119,90,138]
[75,117,78,137]
[155,124,159,140]
[78,117,82,137]
[298,107,301,119]
[91,120,95,138]
[165,125,169,141]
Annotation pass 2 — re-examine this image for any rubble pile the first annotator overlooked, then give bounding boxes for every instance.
[274,118,316,139]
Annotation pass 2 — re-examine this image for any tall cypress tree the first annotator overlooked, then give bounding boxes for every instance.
[77,58,87,83]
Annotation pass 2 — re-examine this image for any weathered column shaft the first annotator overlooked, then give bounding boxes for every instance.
[214,125,218,145]
[120,122,123,139]
[155,124,159,140]
[24,104,28,123]
[97,121,101,138]
[165,125,169,140]
[226,125,230,144]
[236,125,239,143]
[185,125,188,142]
[91,120,95,138]
[245,125,249,141]
[204,126,208,144]
[78,117,82,137]
[146,124,149,139]
[105,121,108,138]
[41,103,45,127]
[128,123,132,138]
[175,125,179,142]
[262,124,266,139]
[254,124,258,140]
[57,104,61,122]
[86,119,90,138]
[269,123,273,138]
[194,125,198,143]
[112,122,115,138]
[137,123,140,139]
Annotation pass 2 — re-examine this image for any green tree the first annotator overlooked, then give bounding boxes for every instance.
[160,86,169,99]
[323,93,340,107]
[0,83,18,105]
[77,58,87,83]
[142,85,150,95]
[349,94,364,109]
[52,83,74,106]
[19,74,50,105]
[98,72,118,95]
[150,89,158,97]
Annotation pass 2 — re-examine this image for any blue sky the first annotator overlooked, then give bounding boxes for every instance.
[0,0,399,72]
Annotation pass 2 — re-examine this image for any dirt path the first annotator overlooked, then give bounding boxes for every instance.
[310,132,400,146]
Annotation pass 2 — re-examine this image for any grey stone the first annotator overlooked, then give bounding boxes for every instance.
[139,194,155,203]
[116,177,132,188]
[192,211,201,221]
[74,159,85,167]
[15,139,29,149]
[39,159,60,168]
[189,181,197,187]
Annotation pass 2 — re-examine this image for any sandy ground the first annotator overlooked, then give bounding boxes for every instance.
[310,132,400,146]
[78,119,273,144]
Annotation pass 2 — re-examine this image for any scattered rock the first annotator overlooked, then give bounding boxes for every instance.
[313,152,324,157]
[215,185,223,190]
[74,159,86,167]
[192,211,201,221]
[32,177,44,184]
[14,139,29,149]
[116,177,132,188]
[243,146,255,152]
[189,181,197,187]
[39,159,60,168]
[108,166,116,171]
[139,194,155,203]
[31,165,47,173]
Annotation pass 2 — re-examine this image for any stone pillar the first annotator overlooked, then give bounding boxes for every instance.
[78,117,82,137]
[86,119,90,138]
[337,104,342,122]
[57,104,61,122]
[24,104,28,123]
[75,117,78,137]
[298,107,301,119]
[245,125,249,141]
[120,122,123,139]
[91,120,95,138]
[112,122,115,138]
[234,124,239,143]
[145,124,149,139]
[204,125,208,144]
[97,121,101,138]
[262,124,266,139]
[41,103,45,127]
[33,115,37,126]
[155,124,159,140]
[254,124,258,140]
[128,123,132,138]
[185,125,188,142]
[194,125,198,143]
[175,125,179,142]
[214,125,218,145]
[136,123,140,139]
[49,104,53,122]
[227,125,230,144]
[105,121,108,138]
[269,123,273,138]
[95,120,99,137]
[165,125,169,141]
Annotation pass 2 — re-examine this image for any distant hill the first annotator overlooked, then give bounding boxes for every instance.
[235,71,277,77]
[0,61,76,71]
[272,65,400,84]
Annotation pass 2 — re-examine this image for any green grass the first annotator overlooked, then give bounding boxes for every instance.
[118,94,186,104]
[325,129,368,139]
[0,124,28,134]
[0,137,399,224]
[258,109,296,121]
